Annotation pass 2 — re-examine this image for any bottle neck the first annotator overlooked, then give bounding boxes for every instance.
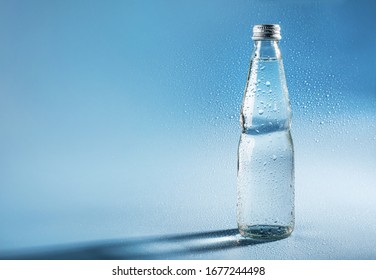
[253,40,281,60]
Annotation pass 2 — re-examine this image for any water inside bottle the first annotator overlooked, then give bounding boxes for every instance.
[237,130,294,239]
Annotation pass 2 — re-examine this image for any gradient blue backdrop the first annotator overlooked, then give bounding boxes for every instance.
[0,0,375,259]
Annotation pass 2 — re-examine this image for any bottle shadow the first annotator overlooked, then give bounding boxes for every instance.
[0,229,274,260]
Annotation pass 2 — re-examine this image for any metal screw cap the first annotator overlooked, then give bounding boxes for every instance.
[252,24,281,40]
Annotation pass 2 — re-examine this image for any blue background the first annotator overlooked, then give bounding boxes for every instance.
[0,0,375,259]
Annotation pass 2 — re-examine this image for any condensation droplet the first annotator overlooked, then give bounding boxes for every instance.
[258,109,264,115]
[265,81,271,86]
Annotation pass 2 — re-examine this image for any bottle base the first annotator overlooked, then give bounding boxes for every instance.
[238,224,293,240]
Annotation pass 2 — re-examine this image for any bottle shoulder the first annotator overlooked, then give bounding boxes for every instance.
[240,56,291,132]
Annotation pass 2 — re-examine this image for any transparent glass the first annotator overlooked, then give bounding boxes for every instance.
[237,40,295,240]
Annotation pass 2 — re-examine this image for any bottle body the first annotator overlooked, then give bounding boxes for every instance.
[237,30,294,240]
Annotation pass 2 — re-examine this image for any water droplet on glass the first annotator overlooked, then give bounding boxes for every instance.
[258,109,264,115]
[272,155,277,161]
[265,81,271,86]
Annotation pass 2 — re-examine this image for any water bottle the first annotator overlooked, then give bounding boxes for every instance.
[237,24,294,240]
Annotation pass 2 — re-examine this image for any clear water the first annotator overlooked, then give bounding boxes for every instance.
[238,47,295,240]
[237,130,294,239]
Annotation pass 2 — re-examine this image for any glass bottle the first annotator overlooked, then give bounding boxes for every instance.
[237,24,295,240]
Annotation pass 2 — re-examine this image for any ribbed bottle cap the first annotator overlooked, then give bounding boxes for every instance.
[252,24,281,40]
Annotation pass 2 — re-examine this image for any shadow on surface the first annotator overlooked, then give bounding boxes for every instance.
[0,229,274,260]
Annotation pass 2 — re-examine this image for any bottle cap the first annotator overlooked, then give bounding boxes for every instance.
[252,24,281,41]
